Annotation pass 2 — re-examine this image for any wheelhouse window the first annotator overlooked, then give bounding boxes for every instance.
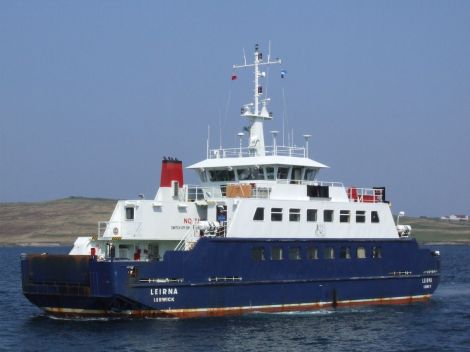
[340,210,350,223]
[253,207,264,221]
[209,169,235,182]
[277,167,289,180]
[324,247,335,259]
[265,167,275,180]
[307,209,317,222]
[271,208,283,222]
[252,247,265,261]
[198,170,207,183]
[271,247,283,260]
[371,211,380,223]
[291,167,302,182]
[289,247,301,260]
[237,167,264,181]
[307,247,319,260]
[340,246,351,259]
[289,208,300,222]
[304,168,317,181]
[357,246,366,259]
[324,210,334,222]
[372,246,382,258]
[125,207,134,220]
[356,211,366,223]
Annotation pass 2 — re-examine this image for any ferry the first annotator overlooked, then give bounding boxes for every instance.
[21,44,440,318]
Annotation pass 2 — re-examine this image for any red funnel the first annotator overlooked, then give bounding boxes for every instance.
[160,159,184,187]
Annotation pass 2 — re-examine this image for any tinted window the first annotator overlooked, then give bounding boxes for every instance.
[252,247,265,261]
[340,246,351,259]
[271,247,283,260]
[289,247,301,260]
[209,169,235,182]
[126,207,134,220]
[340,210,350,223]
[271,208,283,221]
[277,167,289,179]
[324,210,334,222]
[372,246,382,258]
[307,247,318,260]
[356,211,366,223]
[253,207,264,221]
[289,208,300,222]
[324,247,335,259]
[265,167,275,180]
[371,211,380,223]
[307,209,317,222]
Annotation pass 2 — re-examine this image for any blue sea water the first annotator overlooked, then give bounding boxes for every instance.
[1,245,469,352]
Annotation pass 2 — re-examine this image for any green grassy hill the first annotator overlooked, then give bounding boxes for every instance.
[0,197,469,245]
[399,216,470,244]
[0,197,115,245]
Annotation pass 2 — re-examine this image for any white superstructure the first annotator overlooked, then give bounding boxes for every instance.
[70,44,407,261]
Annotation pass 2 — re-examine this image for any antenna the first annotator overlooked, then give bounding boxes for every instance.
[237,132,244,157]
[268,40,271,62]
[303,134,311,158]
[232,44,281,156]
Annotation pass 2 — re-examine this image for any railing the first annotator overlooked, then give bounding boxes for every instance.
[347,187,384,203]
[98,221,143,238]
[209,145,306,159]
[276,179,344,187]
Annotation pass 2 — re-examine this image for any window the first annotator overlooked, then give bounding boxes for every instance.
[371,211,380,223]
[307,209,317,222]
[289,208,301,222]
[324,247,335,259]
[252,247,265,261]
[289,247,301,260]
[340,210,350,223]
[357,247,366,259]
[277,167,289,180]
[199,171,207,183]
[209,169,235,182]
[253,207,264,221]
[304,168,317,181]
[307,247,319,260]
[356,211,366,223]
[271,208,283,222]
[237,167,264,181]
[372,246,382,258]
[271,247,283,260]
[292,167,302,181]
[324,210,334,222]
[340,246,351,259]
[125,207,134,220]
[265,167,275,180]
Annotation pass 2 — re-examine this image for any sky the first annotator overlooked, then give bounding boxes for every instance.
[0,1,469,217]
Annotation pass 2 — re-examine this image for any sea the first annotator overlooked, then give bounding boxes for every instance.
[1,245,469,352]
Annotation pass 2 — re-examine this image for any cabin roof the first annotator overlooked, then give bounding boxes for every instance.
[187,156,329,170]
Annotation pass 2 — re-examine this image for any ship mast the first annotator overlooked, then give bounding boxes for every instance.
[233,44,281,156]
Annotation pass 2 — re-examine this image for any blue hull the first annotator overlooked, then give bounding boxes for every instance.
[21,238,440,318]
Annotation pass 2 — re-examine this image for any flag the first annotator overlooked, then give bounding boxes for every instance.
[281,70,287,78]
[231,74,237,81]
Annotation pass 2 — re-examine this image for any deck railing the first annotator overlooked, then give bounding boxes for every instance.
[209,145,306,159]
[347,187,384,203]
[98,221,143,238]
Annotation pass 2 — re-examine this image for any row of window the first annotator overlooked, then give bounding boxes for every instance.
[251,245,382,261]
[253,207,380,223]
[201,166,318,182]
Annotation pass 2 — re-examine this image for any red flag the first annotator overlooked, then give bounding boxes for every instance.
[231,74,237,81]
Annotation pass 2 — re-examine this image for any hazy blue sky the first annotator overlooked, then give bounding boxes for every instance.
[1,1,469,216]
